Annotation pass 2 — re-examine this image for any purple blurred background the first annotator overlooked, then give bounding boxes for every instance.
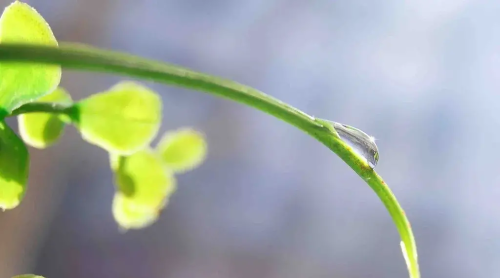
[0,0,498,277]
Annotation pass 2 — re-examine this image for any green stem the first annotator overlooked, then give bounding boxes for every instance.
[10,102,70,116]
[0,43,419,278]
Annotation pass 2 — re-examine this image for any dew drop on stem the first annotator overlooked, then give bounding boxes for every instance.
[317,119,379,168]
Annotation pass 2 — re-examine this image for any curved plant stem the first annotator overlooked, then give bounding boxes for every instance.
[0,43,419,278]
[10,102,70,116]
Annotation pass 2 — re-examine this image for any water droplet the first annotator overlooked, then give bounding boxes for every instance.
[313,118,380,168]
[332,122,379,168]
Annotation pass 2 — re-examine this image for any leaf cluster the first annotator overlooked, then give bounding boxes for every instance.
[0,2,207,231]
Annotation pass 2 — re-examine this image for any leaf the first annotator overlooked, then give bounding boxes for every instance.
[12,275,45,278]
[156,128,207,173]
[113,149,175,207]
[0,120,29,210]
[112,192,160,230]
[0,1,61,114]
[111,149,175,229]
[72,81,161,154]
[18,87,72,148]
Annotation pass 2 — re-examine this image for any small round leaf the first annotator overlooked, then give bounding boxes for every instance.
[0,1,61,113]
[156,128,207,173]
[0,120,29,210]
[18,87,72,148]
[113,149,175,208]
[72,81,161,154]
[111,149,175,229]
[112,192,160,230]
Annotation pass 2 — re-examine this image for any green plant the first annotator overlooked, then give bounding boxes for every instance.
[0,0,206,230]
[2,1,419,278]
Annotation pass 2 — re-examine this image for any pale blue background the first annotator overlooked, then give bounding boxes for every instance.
[0,0,497,278]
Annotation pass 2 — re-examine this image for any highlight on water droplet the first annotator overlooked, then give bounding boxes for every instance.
[316,118,379,168]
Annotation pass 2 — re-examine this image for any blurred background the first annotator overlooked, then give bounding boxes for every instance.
[0,0,497,277]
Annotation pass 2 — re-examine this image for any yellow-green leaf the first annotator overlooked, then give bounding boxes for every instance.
[0,120,29,210]
[72,81,161,154]
[156,128,207,173]
[112,192,160,230]
[0,1,61,113]
[113,149,175,208]
[12,275,45,278]
[111,149,175,229]
[18,87,71,148]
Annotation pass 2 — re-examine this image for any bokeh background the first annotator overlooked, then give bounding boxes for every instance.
[0,0,497,277]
